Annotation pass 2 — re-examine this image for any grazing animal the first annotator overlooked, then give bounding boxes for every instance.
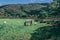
[24,19,32,26]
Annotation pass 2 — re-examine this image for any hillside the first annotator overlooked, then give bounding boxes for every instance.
[0,3,50,18]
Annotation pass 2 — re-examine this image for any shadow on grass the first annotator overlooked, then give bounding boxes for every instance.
[30,26,60,40]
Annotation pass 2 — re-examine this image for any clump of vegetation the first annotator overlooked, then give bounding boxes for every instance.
[30,22,60,40]
[0,24,4,29]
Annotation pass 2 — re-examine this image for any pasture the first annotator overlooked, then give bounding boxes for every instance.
[0,19,48,40]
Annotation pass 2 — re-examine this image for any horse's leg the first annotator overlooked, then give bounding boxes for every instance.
[24,22,26,26]
[30,21,32,26]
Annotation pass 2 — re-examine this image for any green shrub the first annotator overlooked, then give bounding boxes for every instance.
[30,26,60,40]
[34,19,38,22]
[0,24,4,29]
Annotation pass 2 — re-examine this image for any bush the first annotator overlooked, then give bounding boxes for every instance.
[0,24,4,29]
[34,19,38,22]
[47,22,50,24]
[40,20,43,23]
[30,26,60,40]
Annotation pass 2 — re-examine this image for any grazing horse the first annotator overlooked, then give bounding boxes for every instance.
[24,19,32,26]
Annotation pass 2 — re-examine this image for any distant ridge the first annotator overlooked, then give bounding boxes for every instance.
[0,3,49,18]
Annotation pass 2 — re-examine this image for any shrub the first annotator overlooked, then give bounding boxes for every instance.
[34,19,38,22]
[30,26,60,40]
[0,24,4,29]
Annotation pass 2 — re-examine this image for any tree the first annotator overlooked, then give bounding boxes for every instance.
[49,0,60,17]
[40,10,49,18]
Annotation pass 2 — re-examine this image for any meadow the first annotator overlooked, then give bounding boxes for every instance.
[0,19,48,40]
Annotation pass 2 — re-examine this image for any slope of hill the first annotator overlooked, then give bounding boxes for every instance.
[0,3,50,18]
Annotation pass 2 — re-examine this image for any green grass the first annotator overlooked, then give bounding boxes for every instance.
[0,19,48,40]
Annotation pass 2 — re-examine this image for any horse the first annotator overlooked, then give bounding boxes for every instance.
[24,19,32,26]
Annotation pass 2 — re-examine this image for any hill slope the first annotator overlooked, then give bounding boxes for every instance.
[0,3,50,18]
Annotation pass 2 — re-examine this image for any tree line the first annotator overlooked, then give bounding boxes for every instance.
[0,0,60,18]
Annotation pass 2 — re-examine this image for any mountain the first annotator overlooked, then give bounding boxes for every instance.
[0,3,50,18]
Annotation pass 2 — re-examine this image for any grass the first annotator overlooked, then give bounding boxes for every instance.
[0,19,48,40]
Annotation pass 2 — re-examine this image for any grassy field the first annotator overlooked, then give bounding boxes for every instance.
[0,19,48,40]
